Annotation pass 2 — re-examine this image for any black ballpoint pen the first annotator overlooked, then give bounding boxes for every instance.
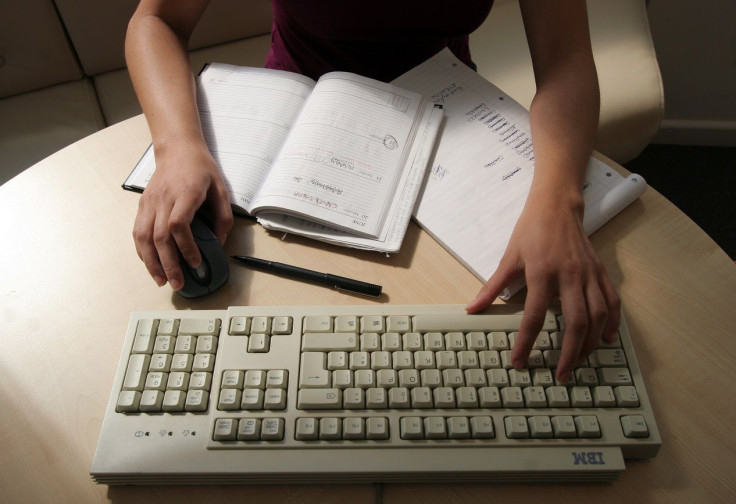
[231,256,382,297]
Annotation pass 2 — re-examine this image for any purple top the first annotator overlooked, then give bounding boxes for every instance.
[265,0,495,82]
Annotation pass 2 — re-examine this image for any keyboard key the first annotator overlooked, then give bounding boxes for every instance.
[144,371,167,391]
[360,315,384,333]
[433,387,456,408]
[213,418,237,441]
[122,354,150,391]
[167,372,190,391]
[299,352,330,388]
[195,335,217,354]
[261,418,285,440]
[614,386,640,407]
[528,416,553,438]
[298,388,342,409]
[139,390,164,412]
[546,386,570,408]
[400,417,423,440]
[237,418,261,440]
[174,335,196,354]
[272,316,292,334]
[248,333,270,352]
[424,417,447,439]
[470,416,495,438]
[218,388,242,410]
[367,387,388,408]
[251,317,271,334]
[620,415,649,438]
[343,388,365,408]
[241,389,264,410]
[388,387,411,408]
[170,354,193,373]
[590,349,627,367]
[569,386,594,407]
[229,316,250,335]
[574,415,602,438]
[478,387,502,408]
[179,318,220,336]
[116,390,141,412]
[192,353,214,372]
[295,417,319,440]
[501,387,524,408]
[185,389,208,412]
[551,416,577,438]
[456,387,479,408]
[366,417,390,440]
[319,418,341,440]
[334,316,358,332]
[343,417,365,440]
[302,333,359,352]
[189,371,212,390]
[410,387,433,408]
[221,370,244,389]
[593,386,617,407]
[245,370,267,389]
[505,416,530,439]
[266,369,288,389]
[597,368,633,386]
[162,390,186,412]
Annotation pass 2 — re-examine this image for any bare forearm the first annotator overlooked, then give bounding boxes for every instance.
[526,59,599,211]
[125,1,210,155]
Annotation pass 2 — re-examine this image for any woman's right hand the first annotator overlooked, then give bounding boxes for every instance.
[132,141,233,290]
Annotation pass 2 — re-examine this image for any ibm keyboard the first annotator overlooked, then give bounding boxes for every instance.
[91,304,660,484]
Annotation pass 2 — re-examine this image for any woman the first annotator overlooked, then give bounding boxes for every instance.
[126,0,620,382]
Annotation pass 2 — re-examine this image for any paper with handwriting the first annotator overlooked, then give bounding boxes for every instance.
[392,49,646,290]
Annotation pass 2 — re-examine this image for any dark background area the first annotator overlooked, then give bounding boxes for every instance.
[624,144,735,260]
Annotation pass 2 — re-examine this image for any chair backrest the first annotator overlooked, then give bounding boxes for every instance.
[470,0,664,163]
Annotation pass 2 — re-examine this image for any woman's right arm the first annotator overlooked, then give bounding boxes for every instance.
[126,0,233,291]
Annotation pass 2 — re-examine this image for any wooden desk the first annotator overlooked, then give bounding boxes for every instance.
[1,116,734,503]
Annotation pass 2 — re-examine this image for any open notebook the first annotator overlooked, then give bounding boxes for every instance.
[124,64,443,253]
[392,49,647,297]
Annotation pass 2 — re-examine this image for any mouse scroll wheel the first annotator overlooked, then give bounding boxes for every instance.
[193,263,209,281]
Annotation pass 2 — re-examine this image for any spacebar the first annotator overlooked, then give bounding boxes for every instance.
[412,313,556,332]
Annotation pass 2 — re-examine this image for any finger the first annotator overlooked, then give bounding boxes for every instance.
[153,210,186,291]
[169,195,204,268]
[512,279,554,370]
[578,279,609,362]
[466,256,522,313]
[556,284,588,383]
[133,200,167,286]
[209,184,234,245]
[598,267,621,342]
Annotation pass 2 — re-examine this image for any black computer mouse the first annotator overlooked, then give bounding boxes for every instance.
[176,213,229,298]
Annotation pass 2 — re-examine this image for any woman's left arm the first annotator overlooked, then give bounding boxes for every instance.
[466,0,620,382]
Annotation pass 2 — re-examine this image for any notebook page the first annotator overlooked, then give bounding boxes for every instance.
[251,72,423,238]
[256,103,443,252]
[392,49,646,284]
[196,65,316,212]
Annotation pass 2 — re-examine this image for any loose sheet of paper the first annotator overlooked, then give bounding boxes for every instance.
[392,49,646,282]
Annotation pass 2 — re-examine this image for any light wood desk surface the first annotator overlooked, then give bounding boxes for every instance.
[1,115,735,503]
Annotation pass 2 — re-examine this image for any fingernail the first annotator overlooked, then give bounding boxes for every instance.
[153,275,166,287]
